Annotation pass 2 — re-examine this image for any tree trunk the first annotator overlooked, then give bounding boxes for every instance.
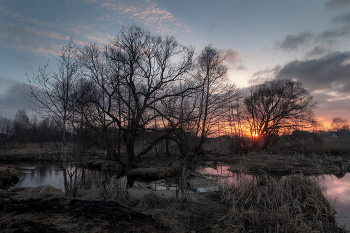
[62,115,68,193]
[124,132,136,168]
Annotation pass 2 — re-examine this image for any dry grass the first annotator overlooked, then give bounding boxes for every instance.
[0,142,106,162]
[228,152,350,176]
[214,174,344,233]
[131,191,217,233]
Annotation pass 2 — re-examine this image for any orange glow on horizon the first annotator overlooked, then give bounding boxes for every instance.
[322,121,332,129]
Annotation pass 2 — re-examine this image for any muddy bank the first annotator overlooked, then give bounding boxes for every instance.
[0,198,169,233]
[0,184,230,233]
[0,165,19,188]
[0,149,54,162]
[0,147,105,163]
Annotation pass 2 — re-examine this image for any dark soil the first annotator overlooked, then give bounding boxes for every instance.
[0,198,169,233]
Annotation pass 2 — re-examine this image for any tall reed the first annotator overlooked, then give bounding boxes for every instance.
[216,174,343,232]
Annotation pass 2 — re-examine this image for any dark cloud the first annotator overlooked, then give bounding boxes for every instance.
[274,52,350,124]
[332,12,350,24]
[316,27,349,41]
[312,92,350,124]
[276,32,314,50]
[325,0,350,8]
[304,45,330,57]
[253,66,281,78]
[275,14,350,53]
[275,51,350,93]
[249,66,281,85]
[0,79,31,118]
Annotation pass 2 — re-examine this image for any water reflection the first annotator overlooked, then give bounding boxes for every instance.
[318,173,350,230]
[197,165,350,230]
[13,162,103,191]
[196,166,254,184]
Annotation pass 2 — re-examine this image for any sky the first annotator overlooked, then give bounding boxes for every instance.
[0,0,350,128]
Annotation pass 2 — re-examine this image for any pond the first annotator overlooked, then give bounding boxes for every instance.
[196,165,350,230]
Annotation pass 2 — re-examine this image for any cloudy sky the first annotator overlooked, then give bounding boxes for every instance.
[1,0,350,127]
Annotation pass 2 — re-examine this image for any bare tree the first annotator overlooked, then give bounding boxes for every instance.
[0,116,12,153]
[331,117,349,131]
[243,79,316,150]
[154,45,240,204]
[168,45,240,161]
[78,25,195,168]
[27,38,80,195]
[12,109,30,146]
[227,99,249,154]
[194,45,237,150]
[0,117,12,137]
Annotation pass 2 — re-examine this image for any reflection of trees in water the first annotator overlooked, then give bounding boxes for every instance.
[335,170,346,179]
[60,166,122,188]
[39,165,48,179]
[30,168,36,182]
[14,163,107,189]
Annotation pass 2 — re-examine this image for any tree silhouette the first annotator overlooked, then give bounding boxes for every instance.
[243,79,316,150]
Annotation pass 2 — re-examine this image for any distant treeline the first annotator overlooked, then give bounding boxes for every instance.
[0,110,63,145]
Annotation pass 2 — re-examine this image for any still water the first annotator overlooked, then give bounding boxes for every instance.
[12,162,104,190]
[197,165,350,230]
